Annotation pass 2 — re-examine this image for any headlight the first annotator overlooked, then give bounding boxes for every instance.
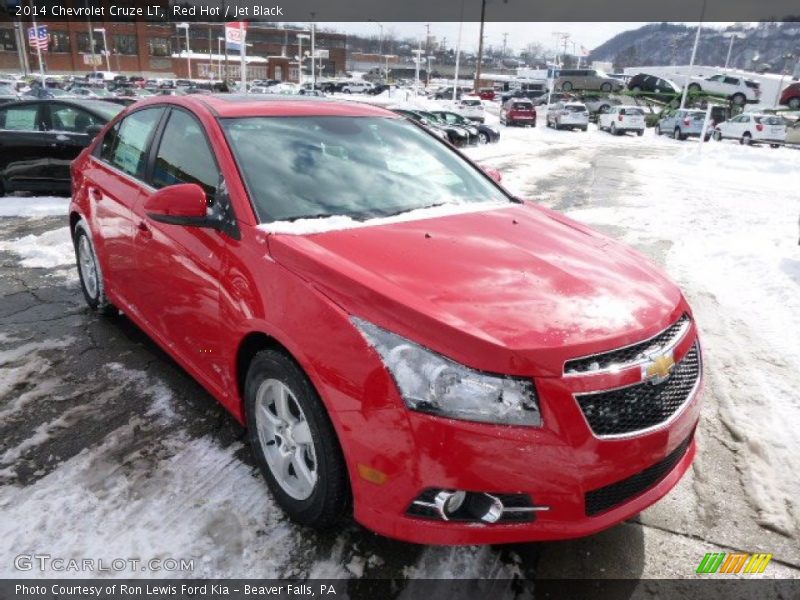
[353,317,541,426]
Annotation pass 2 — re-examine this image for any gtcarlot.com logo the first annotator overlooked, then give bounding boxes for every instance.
[696,552,773,575]
[14,554,195,573]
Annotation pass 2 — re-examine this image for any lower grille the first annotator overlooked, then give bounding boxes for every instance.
[584,432,693,516]
[575,344,701,436]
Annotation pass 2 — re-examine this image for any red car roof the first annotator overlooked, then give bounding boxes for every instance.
[135,94,397,119]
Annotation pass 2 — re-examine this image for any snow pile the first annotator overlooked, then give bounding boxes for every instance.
[259,201,511,235]
[568,141,800,537]
[0,196,69,218]
[0,226,74,269]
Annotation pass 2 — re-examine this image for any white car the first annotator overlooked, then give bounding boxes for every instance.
[546,102,589,131]
[597,105,645,136]
[712,113,786,147]
[341,81,373,94]
[453,98,485,123]
[687,74,760,105]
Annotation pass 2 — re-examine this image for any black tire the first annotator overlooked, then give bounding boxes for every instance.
[674,127,685,141]
[637,129,644,136]
[73,220,115,315]
[343,89,351,94]
[770,143,780,149]
[600,82,612,92]
[741,132,752,145]
[478,132,489,144]
[610,122,618,136]
[789,97,800,110]
[245,349,350,528]
[732,93,745,106]
[713,130,722,141]
[631,86,642,93]
[581,126,587,132]
[561,81,573,92]
[655,124,661,135]
[688,83,701,93]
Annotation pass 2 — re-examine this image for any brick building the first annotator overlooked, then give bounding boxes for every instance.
[0,17,346,82]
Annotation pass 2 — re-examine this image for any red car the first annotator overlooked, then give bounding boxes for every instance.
[70,95,703,545]
[477,88,496,101]
[779,82,800,110]
[500,98,537,127]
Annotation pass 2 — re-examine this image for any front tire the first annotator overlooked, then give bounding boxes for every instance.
[600,82,612,92]
[789,97,800,110]
[73,220,115,315]
[478,132,489,144]
[245,349,350,528]
[561,81,573,92]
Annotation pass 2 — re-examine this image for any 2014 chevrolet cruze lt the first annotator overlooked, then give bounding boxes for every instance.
[69,95,703,545]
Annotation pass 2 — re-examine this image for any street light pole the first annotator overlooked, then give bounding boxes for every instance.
[452,0,465,102]
[310,19,316,90]
[94,28,111,72]
[474,0,486,93]
[217,37,224,80]
[723,32,744,70]
[177,23,191,79]
[296,33,309,83]
[680,0,707,109]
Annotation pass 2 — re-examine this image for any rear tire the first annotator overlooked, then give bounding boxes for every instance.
[789,97,800,110]
[73,220,115,316]
[478,132,489,144]
[655,124,661,135]
[600,82,612,92]
[631,86,642,93]
[674,127,685,141]
[610,123,618,136]
[637,129,644,137]
[713,130,722,141]
[741,132,752,145]
[732,93,745,106]
[561,81,573,92]
[245,349,350,528]
[688,83,701,93]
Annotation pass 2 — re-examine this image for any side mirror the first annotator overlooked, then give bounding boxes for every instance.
[481,166,502,183]
[144,183,209,226]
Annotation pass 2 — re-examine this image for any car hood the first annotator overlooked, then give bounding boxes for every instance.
[267,203,686,377]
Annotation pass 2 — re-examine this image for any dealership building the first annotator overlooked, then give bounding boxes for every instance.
[0,20,347,81]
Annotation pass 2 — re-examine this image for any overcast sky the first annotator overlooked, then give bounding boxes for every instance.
[319,22,734,55]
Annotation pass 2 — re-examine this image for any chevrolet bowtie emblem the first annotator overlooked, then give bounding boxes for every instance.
[642,352,676,385]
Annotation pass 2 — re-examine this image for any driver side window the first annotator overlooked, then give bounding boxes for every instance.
[151,109,220,201]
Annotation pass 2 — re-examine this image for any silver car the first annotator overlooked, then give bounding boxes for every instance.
[656,109,712,141]
[555,69,625,93]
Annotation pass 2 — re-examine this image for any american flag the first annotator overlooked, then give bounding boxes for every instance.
[28,26,48,52]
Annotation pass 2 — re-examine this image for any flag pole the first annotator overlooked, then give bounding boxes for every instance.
[30,11,45,81]
[239,23,247,93]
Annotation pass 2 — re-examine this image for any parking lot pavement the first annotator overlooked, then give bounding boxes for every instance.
[0,127,798,584]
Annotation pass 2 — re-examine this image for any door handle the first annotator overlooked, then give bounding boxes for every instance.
[89,188,102,201]
[137,221,152,239]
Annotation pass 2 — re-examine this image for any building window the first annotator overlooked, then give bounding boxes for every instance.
[76,32,103,54]
[149,37,171,57]
[0,28,17,52]
[274,65,283,81]
[113,34,137,55]
[288,67,298,81]
[49,31,70,53]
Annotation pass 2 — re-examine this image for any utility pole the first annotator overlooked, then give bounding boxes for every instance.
[452,0,465,102]
[85,0,96,74]
[425,23,431,56]
[474,0,487,92]
[680,0,707,109]
[502,32,508,60]
[310,15,316,90]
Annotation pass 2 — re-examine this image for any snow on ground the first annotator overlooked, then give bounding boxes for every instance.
[562,138,800,537]
[0,196,69,218]
[0,226,74,270]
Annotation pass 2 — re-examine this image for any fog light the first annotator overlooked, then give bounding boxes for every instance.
[434,490,466,520]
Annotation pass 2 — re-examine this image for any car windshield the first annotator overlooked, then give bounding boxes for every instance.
[221,116,510,223]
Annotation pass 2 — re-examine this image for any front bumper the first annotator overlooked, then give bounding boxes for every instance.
[337,329,703,545]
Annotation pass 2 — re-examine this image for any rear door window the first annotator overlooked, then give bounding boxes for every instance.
[0,104,42,131]
[105,107,164,180]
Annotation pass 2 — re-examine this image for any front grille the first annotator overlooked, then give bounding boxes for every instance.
[585,431,693,516]
[575,344,701,436]
[565,314,691,375]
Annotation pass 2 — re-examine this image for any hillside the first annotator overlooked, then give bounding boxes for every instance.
[589,22,800,74]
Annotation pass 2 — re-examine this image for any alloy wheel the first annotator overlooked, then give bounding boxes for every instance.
[255,379,318,500]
